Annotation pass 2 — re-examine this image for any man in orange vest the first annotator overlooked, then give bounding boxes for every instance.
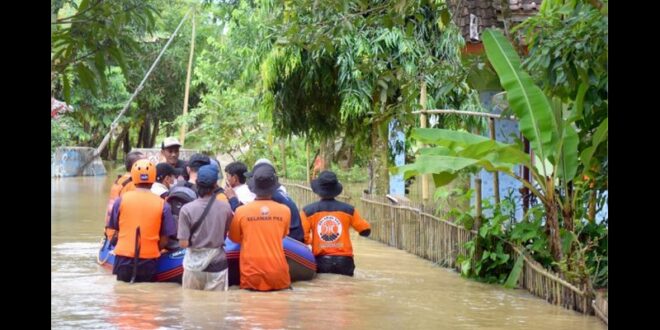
[107,159,177,283]
[104,151,145,239]
[229,165,291,291]
[301,171,371,276]
[244,159,304,242]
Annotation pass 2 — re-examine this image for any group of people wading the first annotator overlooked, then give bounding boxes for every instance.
[104,137,371,291]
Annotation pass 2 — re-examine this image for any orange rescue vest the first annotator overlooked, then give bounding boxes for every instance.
[301,200,370,257]
[114,190,165,259]
[105,173,137,238]
[229,200,291,291]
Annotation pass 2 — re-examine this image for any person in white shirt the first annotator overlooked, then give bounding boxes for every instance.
[151,163,180,198]
[224,161,255,205]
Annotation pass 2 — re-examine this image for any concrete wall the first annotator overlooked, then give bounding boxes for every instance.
[50,147,200,178]
[51,147,106,177]
[130,148,199,165]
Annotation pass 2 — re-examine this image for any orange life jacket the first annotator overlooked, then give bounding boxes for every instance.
[105,174,137,238]
[301,199,370,257]
[105,173,135,225]
[229,200,291,291]
[114,190,165,259]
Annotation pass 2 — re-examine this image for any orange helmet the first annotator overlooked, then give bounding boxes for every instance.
[131,159,156,184]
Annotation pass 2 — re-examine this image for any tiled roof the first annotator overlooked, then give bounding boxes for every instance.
[493,0,543,23]
[450,0,542,42]
[493,0,542,13]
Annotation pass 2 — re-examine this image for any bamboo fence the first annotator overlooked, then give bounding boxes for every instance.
[281,179,595,315]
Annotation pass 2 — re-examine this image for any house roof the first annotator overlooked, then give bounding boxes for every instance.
[493,0,543,24]
[51,97,73,118]
[450,0,542,43]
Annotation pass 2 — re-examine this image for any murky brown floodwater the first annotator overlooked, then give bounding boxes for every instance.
[52,173,605,329]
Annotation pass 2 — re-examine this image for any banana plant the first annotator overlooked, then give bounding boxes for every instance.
[398,29,607,265]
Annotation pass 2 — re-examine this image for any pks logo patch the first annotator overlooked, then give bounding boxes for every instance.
[260,206,270,216]
[317,216,342,242]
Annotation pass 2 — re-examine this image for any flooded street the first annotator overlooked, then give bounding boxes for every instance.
[52,174,605,329]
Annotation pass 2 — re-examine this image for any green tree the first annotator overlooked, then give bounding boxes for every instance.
[123,1,212,149]
[399,30,607,273]
[51,0,159,100]
[262,0,483,194]
[183,0,275,162]
[56,67,133,155]
[516,0,608,223]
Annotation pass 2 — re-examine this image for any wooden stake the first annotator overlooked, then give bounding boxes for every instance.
[179,10,196,145]
[489,118,500,206]
[420,80,429,202]
[475,178,482,229]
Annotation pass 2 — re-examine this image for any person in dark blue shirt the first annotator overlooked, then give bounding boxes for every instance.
[242,159,304,243]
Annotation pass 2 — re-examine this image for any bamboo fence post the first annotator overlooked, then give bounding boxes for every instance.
[419,81,429,204]
[283,181,593,315]
[179,10,196,145]
[488,117,500,206]
[474,178,483,264]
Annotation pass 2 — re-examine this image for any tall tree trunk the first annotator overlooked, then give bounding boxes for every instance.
[100,142,109,160]
[334,138,354,170]
[588,190,597,223]
[136,121,144,148]
[142,115,152,149]
[306,141,311,184]
[372,122,389,195]
[150,118,159,148]
[370,86,390,195]
[346,145,354,168]
[123,128,131,155]
[367,160,374,194]
[280,139,287,178]
[545,199,563,264]
[521,136,531,215]
[562,207,574,233]
[563,182,574,232]
[111,128,128,161]
[320,136,333,171]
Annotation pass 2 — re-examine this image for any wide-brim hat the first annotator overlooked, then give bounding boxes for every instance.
[311,170,343,198]
[247,164,279,196]
[245,162,273,179]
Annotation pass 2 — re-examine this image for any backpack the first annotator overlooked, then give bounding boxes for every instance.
[163,185,197,250]
[166,185,198,219]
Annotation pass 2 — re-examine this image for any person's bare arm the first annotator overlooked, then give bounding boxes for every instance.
[224,183,236,200]
[159,235,169,249]
[179,239,189,248]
